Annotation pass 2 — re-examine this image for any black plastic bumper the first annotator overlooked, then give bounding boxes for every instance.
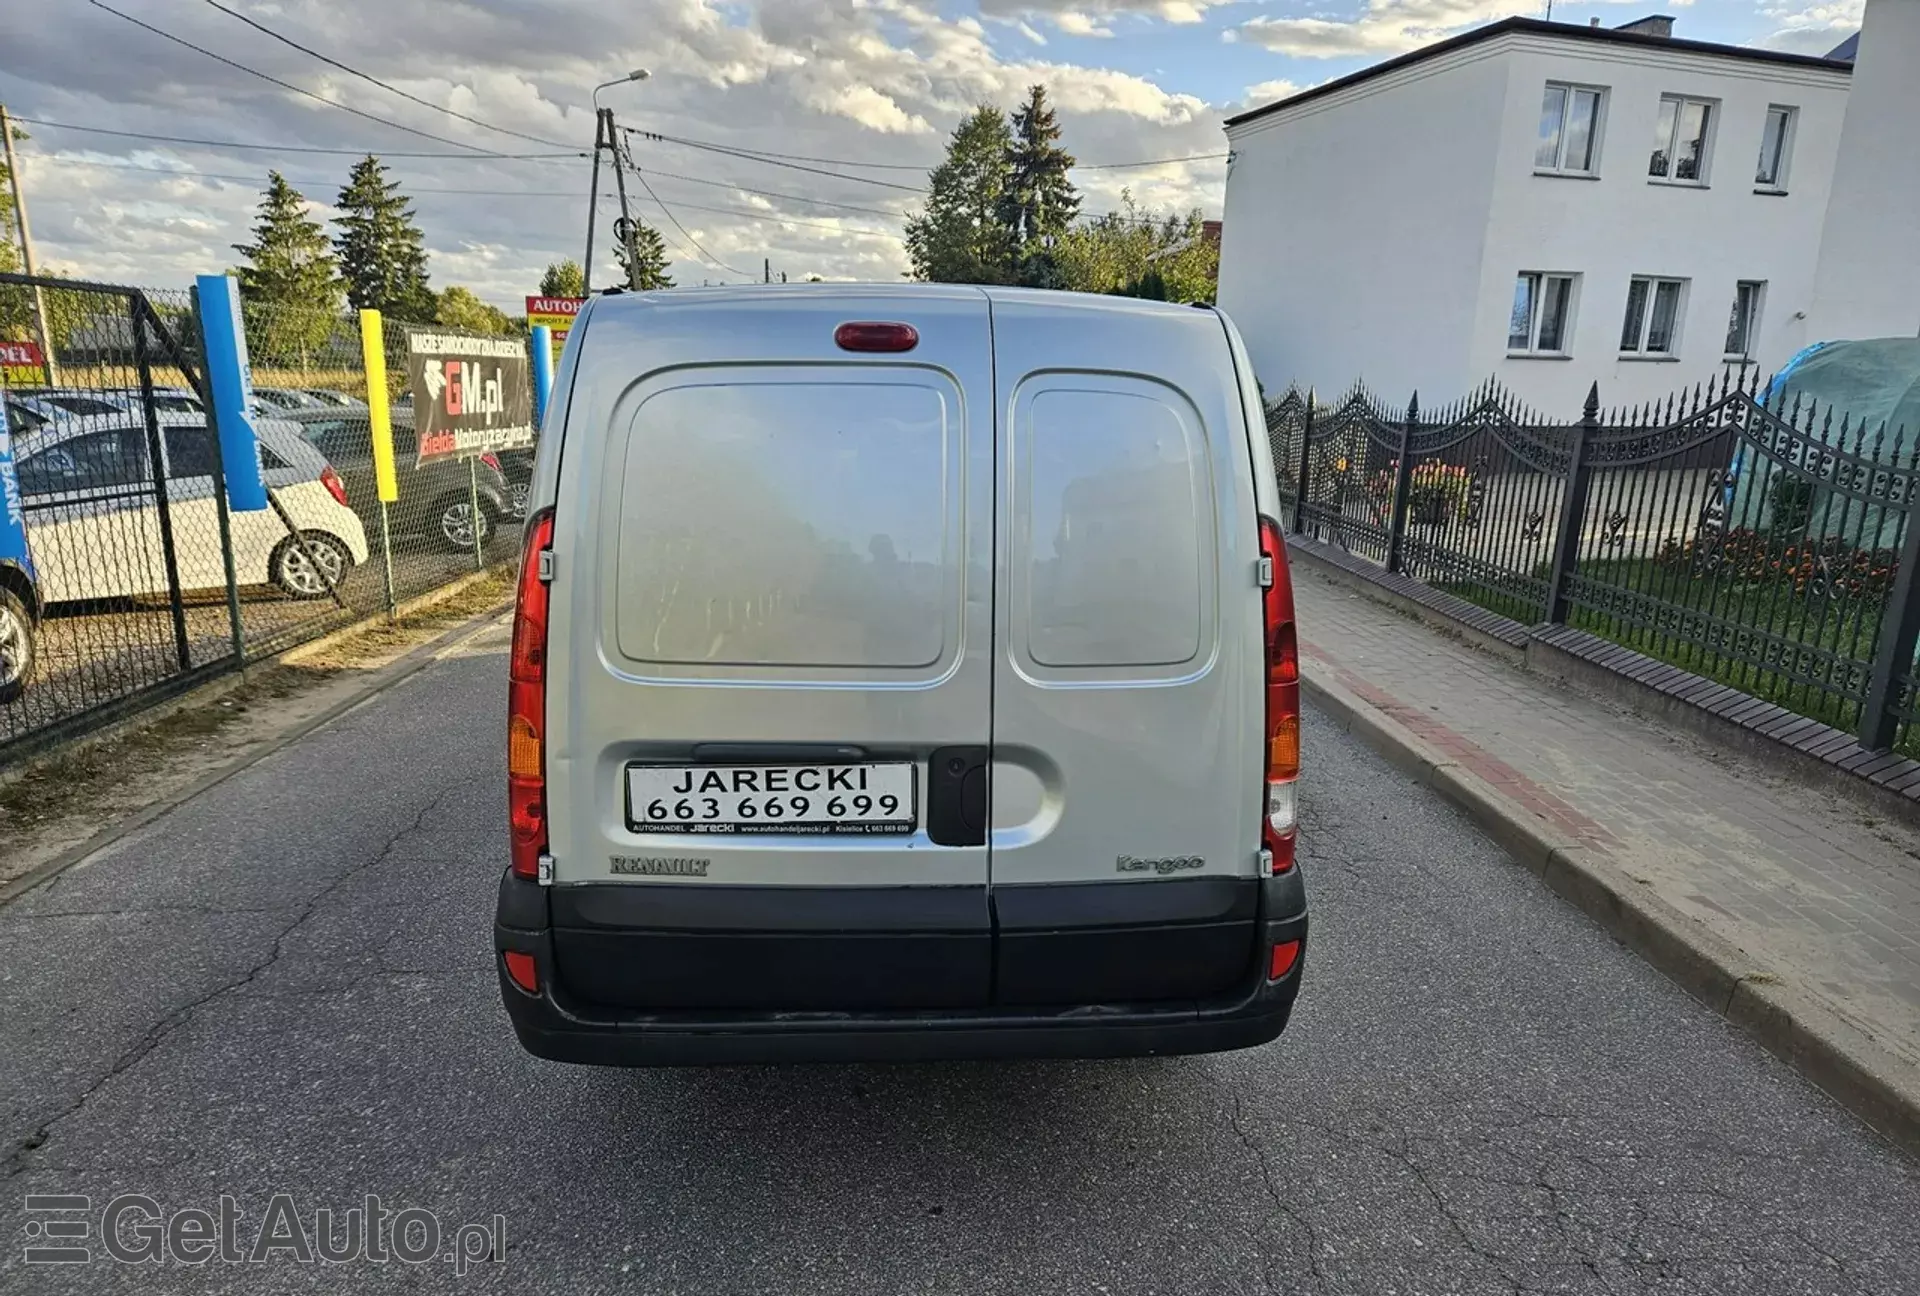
[494,869,1307,1066]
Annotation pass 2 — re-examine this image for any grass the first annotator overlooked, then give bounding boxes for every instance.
[1437,553,1914,756]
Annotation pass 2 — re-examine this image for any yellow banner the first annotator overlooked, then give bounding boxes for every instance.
[359,309,399,504]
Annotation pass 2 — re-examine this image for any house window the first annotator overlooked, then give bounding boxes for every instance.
[1536,83,1604,174]
[1621,277,1687,355]
[1755,106,1795,189]
[1649,95,1714,182]
[1725,281,1765,358]
[1509,273,1577,355]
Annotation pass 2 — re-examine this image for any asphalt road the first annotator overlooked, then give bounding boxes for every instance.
[2,615,1917,1294]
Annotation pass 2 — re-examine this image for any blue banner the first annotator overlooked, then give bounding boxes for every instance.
[531,324,555,428]
[0,401,31,586]
[195,273,268,512]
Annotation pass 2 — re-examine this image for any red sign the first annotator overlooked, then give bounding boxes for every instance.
[525,296,584,347]
[0,340,45,370]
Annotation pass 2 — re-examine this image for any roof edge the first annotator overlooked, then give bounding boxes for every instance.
[1223,16,1853,130]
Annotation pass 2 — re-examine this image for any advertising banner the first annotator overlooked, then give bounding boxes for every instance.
[0,340,45,371]
[406,331,535,465]
[524,296,584,348]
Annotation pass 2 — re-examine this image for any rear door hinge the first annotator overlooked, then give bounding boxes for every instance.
[1257,555,1274,588]
[537,548,555,584]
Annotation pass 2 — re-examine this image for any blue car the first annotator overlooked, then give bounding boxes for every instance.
[0,401,38,703]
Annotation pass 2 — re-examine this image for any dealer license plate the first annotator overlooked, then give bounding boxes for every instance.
[625,762,917,835]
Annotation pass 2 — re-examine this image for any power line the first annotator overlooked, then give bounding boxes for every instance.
[1077,151,1229,170]
[625,128,928,193]
[621,140,750,275]
[629,128,1229,174]
[9,115,585,160]
[85,0,498,154]
[194,0,576,151]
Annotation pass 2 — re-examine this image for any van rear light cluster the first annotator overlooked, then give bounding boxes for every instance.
[508,509,555,881]
[1259,516,1299,873]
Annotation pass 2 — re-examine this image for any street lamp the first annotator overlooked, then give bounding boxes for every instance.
[593,68,650,110]
[585,69,650,293]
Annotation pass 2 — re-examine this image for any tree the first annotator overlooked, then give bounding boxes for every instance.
[904,106,1015,285]
[612,218,674,290]
[434,285,514,335]
[998,85,1079,287]
[1055,192,1219,304]
[231,171,344,365]
[332,155,435,321]
[539,258,585,297]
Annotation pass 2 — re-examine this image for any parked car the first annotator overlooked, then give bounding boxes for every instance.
[276,408,514,552]
[252,388,327,413]
[12,413,370,603]
[0,406,39,704]
[494,285,1307,1066]
[8,388,130,419]
[300,389,367,410]
[496,447,535,519]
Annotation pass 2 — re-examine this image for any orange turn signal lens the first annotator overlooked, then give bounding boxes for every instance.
[503,950,539,994]
[1268,714,1300,779]
[507,715,542,779]
[1269,939,1301,981]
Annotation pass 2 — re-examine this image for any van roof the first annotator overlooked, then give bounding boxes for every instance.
[579,282,1215,319]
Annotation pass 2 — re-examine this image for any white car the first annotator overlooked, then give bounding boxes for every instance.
[13,413,370,603]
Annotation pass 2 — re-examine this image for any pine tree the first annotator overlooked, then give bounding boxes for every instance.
[613,218,674,290]
[232,171,344,365]
[539,259,585,297]
[904,106,1015,285]
[999,85,1078,287]
[332,156,434,321]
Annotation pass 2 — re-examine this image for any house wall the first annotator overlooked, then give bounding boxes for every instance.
[1220,28,1853,415]
[1471,35,1851,413]
[1807,0,1920,343]
[1218,45,1511,405]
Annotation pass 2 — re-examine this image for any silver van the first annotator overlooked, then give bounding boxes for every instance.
[495,285,1306,1064]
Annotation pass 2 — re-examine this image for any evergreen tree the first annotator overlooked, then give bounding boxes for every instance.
[232,171,344,365]
[904,106,1016,285]
[612,218,674,290]
[539,258,585,297]
[998,85,1078,287]
[332,156,434,321]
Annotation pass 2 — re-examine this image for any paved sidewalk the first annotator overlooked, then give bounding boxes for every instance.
[1293,561,1920,1150]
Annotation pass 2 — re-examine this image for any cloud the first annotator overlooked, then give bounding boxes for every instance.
[1236,0,1662,60]
[1053,12,1116,37]
[1757,0,1863,52]
[3,0,1232,303]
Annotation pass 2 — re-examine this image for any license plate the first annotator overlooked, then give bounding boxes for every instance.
[625,762,917,835]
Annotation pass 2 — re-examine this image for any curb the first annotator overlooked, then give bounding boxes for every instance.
[0,600,511,913]
[1302,666,1920,1160]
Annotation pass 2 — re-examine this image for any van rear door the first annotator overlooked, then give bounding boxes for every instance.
[545,289,996,1010]
[986,294,1266,1006]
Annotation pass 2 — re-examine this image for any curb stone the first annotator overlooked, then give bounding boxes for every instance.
[1302,667,1920,1161]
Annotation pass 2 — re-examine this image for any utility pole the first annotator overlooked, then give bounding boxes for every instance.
[605,110,641,291]
[583,110,604,294]
[1,105,59,384]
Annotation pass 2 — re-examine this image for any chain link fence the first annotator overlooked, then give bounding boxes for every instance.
[0,274,532,761]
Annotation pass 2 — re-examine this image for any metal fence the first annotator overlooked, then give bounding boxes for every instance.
[1266,372,1920,754]
[0,273,530,761]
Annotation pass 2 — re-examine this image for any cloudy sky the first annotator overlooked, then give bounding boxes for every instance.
[0,0,1862,310]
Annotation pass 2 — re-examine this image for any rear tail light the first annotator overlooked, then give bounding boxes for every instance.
[481,452,502,472]
[508,509,555,881]
[320,465,349,507]
[1259,516,1299,873]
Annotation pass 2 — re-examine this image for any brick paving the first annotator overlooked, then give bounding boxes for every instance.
[1293,563,1920,1074]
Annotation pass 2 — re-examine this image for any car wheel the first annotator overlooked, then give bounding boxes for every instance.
[0,588,34,704]
[271,532,352,600]
[507,480,530,521]
[435,497,489,551]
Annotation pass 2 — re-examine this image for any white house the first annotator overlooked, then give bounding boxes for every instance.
[1218,12,1885,414]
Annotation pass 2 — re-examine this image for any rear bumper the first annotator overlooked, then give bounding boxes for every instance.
[494,870,1307,1066]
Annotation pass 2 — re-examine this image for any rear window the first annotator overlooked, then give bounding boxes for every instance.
[611,377,954,670]
[1012,378,1212,670]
